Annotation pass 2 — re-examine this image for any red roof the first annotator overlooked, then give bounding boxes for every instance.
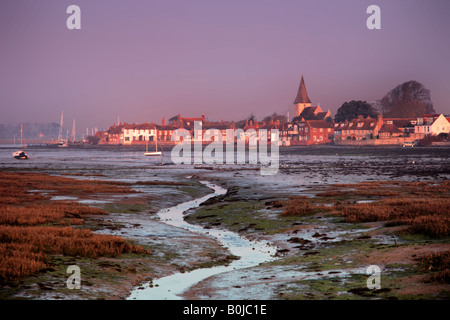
[379,123,402,134]
[334,118,377,131]
[306,120,333,129]
[124,123,156,130]
[156,124,178,131]
[106,125,124,135]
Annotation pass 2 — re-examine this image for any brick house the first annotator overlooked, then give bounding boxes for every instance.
[98,124,125,145]
[334,115,383,141]
[296,120,334,145]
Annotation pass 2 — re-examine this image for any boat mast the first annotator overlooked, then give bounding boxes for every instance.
[20,124,23,147]
[71,118,76,142]
[58,111,64,142]
[21,124,27,153]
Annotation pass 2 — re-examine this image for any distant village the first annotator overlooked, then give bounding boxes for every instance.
[93,75,450,147]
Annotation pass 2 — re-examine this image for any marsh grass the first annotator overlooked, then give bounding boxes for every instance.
[281,196,316,217]
[327,180,450,238]
[419,251,450,284]
[0,171,136,196]
[0,171,150,282]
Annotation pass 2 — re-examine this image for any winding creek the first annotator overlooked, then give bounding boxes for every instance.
[127,181,278,300]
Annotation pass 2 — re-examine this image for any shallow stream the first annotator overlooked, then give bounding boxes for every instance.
[127,181,278,300]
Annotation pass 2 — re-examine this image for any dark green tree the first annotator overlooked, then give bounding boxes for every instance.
[334,100,378,122]
[262,112,287,123]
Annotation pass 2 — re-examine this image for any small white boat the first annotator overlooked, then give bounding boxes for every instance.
[13,124,29,160]
[13,150,29,160]
[145,139,162,156]
[58,130,69,147]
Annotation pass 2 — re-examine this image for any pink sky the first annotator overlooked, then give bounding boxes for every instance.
[1,0,449,133]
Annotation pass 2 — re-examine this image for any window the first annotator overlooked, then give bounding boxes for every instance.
[125,137,130,141]
[305,127,308,132]
[313,128,317,132]
[319,128,323,132]
[313,136,316,141]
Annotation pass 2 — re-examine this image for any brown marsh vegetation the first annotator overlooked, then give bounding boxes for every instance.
[281,196,316,217]
[420,251,450,284]
[327,180,450,238]
[279,180,449,239]
[277,179,450,290]
[0,171,149,282]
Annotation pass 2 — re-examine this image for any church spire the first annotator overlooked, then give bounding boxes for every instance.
[294,75,311,104]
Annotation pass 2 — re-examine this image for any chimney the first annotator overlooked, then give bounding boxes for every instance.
[376,114,383,131]
[358,115,363,120]
[202,114,206,123]
[162,117,166,126]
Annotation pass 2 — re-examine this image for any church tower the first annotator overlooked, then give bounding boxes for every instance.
[293,75,312,117]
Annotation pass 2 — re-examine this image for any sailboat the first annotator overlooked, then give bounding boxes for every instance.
[145,138,162,156]
[57,111,68,147]
[13,124,29,160]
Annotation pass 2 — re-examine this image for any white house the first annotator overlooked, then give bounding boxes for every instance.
[123,123,157,144]
[414,114,450,136]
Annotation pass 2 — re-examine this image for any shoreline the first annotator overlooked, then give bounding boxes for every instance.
[2,141,450,151]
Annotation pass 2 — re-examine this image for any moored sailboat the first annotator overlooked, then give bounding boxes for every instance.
[13,124,29,160]
[145,138,162,156]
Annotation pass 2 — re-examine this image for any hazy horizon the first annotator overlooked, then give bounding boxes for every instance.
[1,0,449,133]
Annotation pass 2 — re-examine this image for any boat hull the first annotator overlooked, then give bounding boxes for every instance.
[13,151,29,160]
[144,152,162,156]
